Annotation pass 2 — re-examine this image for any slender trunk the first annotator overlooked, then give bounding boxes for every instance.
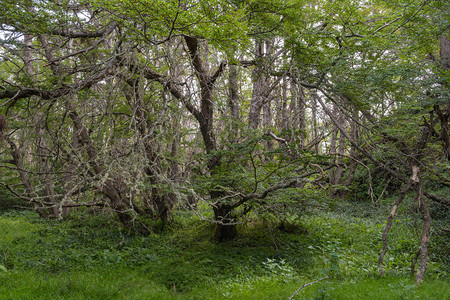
[416,193,431,283]
[280,77,289,131]
[329,107,346,198]
[343,116,358,189]
[335,128,345,183]
[329,106,338,193]
[410,180,431,283]
[263,95,273,159]
[170,121,180,182]
[311,94,319,153]
[249,40,265,130]
[298,87,306,148]
[290,79,299,130]
[228,64,240,141]
[410,125,433,282]
[440,35,450,70]
[0,115,5,141]
[437,35,450,160]
[249,39,273,130]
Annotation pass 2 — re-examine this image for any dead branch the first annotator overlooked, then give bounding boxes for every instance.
[289,276,329,300]
[415,182,431,283]
[378,181,412,277]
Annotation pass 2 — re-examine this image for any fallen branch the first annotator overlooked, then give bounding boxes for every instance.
[289,276,329,300]
[46,201,108,208]
[423,191,450,207]
[378,181,412,276]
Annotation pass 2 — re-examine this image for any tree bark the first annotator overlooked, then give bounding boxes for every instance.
[280,77,289,131]
[410,180,431,283]
[228,64,240,140]
[298,86,307,148]
[311,93,320,153]
[249,39,273,130]
[343,115,358,189]
[329,105,346,198]
[437,35,450,160]
[213,205,237,241]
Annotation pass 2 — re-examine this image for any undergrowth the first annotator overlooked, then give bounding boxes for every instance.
[0,198,448,299]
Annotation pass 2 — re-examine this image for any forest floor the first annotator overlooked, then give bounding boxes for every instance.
[0,196,448,299]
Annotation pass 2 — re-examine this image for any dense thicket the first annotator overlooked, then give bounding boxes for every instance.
[0,0,448,283]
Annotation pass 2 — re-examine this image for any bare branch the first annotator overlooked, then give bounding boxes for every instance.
[49,21,117,38]
[210,61,227,85]
[289,276,329,300]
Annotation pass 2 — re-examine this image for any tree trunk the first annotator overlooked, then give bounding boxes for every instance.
[249,39,272,130]
[343,115,358,190]
[248,40,264,130]
[437,35,450,160]
[410,180,431,283]
[290,79,299,130]
[329,105,346,198]
[298,86,307,148]
[183,36,219,169]
[329,107,338,193]
[213,205,237,241]
[280,77,289,131]
[311,93,319,153]
[263,94,273,159]
[228,64,240,141]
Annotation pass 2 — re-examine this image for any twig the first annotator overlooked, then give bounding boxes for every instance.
[289,276,329,300]
[375,176,392,204]
[266,131,287,144]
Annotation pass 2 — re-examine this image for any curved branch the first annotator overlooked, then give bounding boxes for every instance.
[49,21,117,38]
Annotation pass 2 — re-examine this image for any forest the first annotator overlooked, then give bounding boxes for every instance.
[0,0,449,298]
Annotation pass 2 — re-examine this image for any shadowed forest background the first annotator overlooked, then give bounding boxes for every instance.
[0,0,449,298]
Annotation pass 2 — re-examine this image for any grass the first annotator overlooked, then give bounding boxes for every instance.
[0,199,448,299]
[0,269,448,299]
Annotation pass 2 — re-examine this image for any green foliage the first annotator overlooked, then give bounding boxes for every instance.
[86,0,251,56]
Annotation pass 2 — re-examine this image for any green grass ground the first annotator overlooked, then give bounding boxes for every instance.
[0,201,448,299]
